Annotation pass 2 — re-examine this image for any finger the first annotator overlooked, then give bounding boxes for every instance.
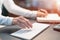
[18,18,30,28]
[38,9,48,17]
[40,9,48,13]
[19,24,26,29]
[38,12,46,17]
[23,19,32,28]
[17,20,26,29]
[22,20,30,28]
[19,16,32,28]
[38,9,45,13]
[26,20,32,28]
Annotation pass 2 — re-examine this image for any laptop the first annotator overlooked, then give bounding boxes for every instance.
[10,23,50,40]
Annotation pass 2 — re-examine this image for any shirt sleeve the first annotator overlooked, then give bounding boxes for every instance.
[0,15,13,25]
[3,0,37,19]
[0,8,2,15]
[0,0,13,25]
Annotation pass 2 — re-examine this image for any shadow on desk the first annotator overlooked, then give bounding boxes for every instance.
[0,25,20,34]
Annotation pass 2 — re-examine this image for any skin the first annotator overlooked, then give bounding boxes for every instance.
[37,9,48,17]
[12,16,32,29]
[12,9,48,29]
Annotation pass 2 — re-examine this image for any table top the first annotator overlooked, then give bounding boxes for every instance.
[0,20,60,40]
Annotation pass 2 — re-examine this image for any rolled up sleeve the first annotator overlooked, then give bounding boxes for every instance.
[0,15,13,25]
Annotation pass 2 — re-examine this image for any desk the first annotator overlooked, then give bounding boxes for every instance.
[0,20,60,40]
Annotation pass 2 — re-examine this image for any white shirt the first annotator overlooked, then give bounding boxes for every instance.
[4,0,37,18]
[0,0,13,25]
[0,0,3,15]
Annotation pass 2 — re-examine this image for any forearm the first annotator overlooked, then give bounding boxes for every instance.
[4,0,37,19]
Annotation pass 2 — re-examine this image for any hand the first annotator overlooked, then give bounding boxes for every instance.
[12,16,32,29]
[37,9,48,17]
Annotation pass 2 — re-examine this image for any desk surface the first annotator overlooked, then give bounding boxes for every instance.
[0,20,60,40]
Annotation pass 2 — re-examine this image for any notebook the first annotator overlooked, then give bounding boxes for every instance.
[11,23,50,40]
[37,14,60,23]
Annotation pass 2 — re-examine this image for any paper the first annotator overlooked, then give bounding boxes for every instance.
[37,14,60,22]
[11,23,50,40]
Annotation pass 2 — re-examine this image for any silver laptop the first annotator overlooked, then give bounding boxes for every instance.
[10,23,50,40]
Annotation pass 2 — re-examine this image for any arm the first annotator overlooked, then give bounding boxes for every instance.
[0,0,32,28]
[0,15,13,25]
[0,13,32,28]
[0,0,13,25]
[0,9,13,25]
[3,0,37,19]
[0,9,32,28]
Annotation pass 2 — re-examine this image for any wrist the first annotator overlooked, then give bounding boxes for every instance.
[37,12,41,17]
[12,18,16,25]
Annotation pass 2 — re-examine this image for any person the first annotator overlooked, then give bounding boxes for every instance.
[0,0,48,29]
[3,0,60,31]
[3,0,48,19]
[0,0,32,29]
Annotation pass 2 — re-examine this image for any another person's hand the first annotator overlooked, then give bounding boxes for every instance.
[37,9,48,17]
[12,16,32,29]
